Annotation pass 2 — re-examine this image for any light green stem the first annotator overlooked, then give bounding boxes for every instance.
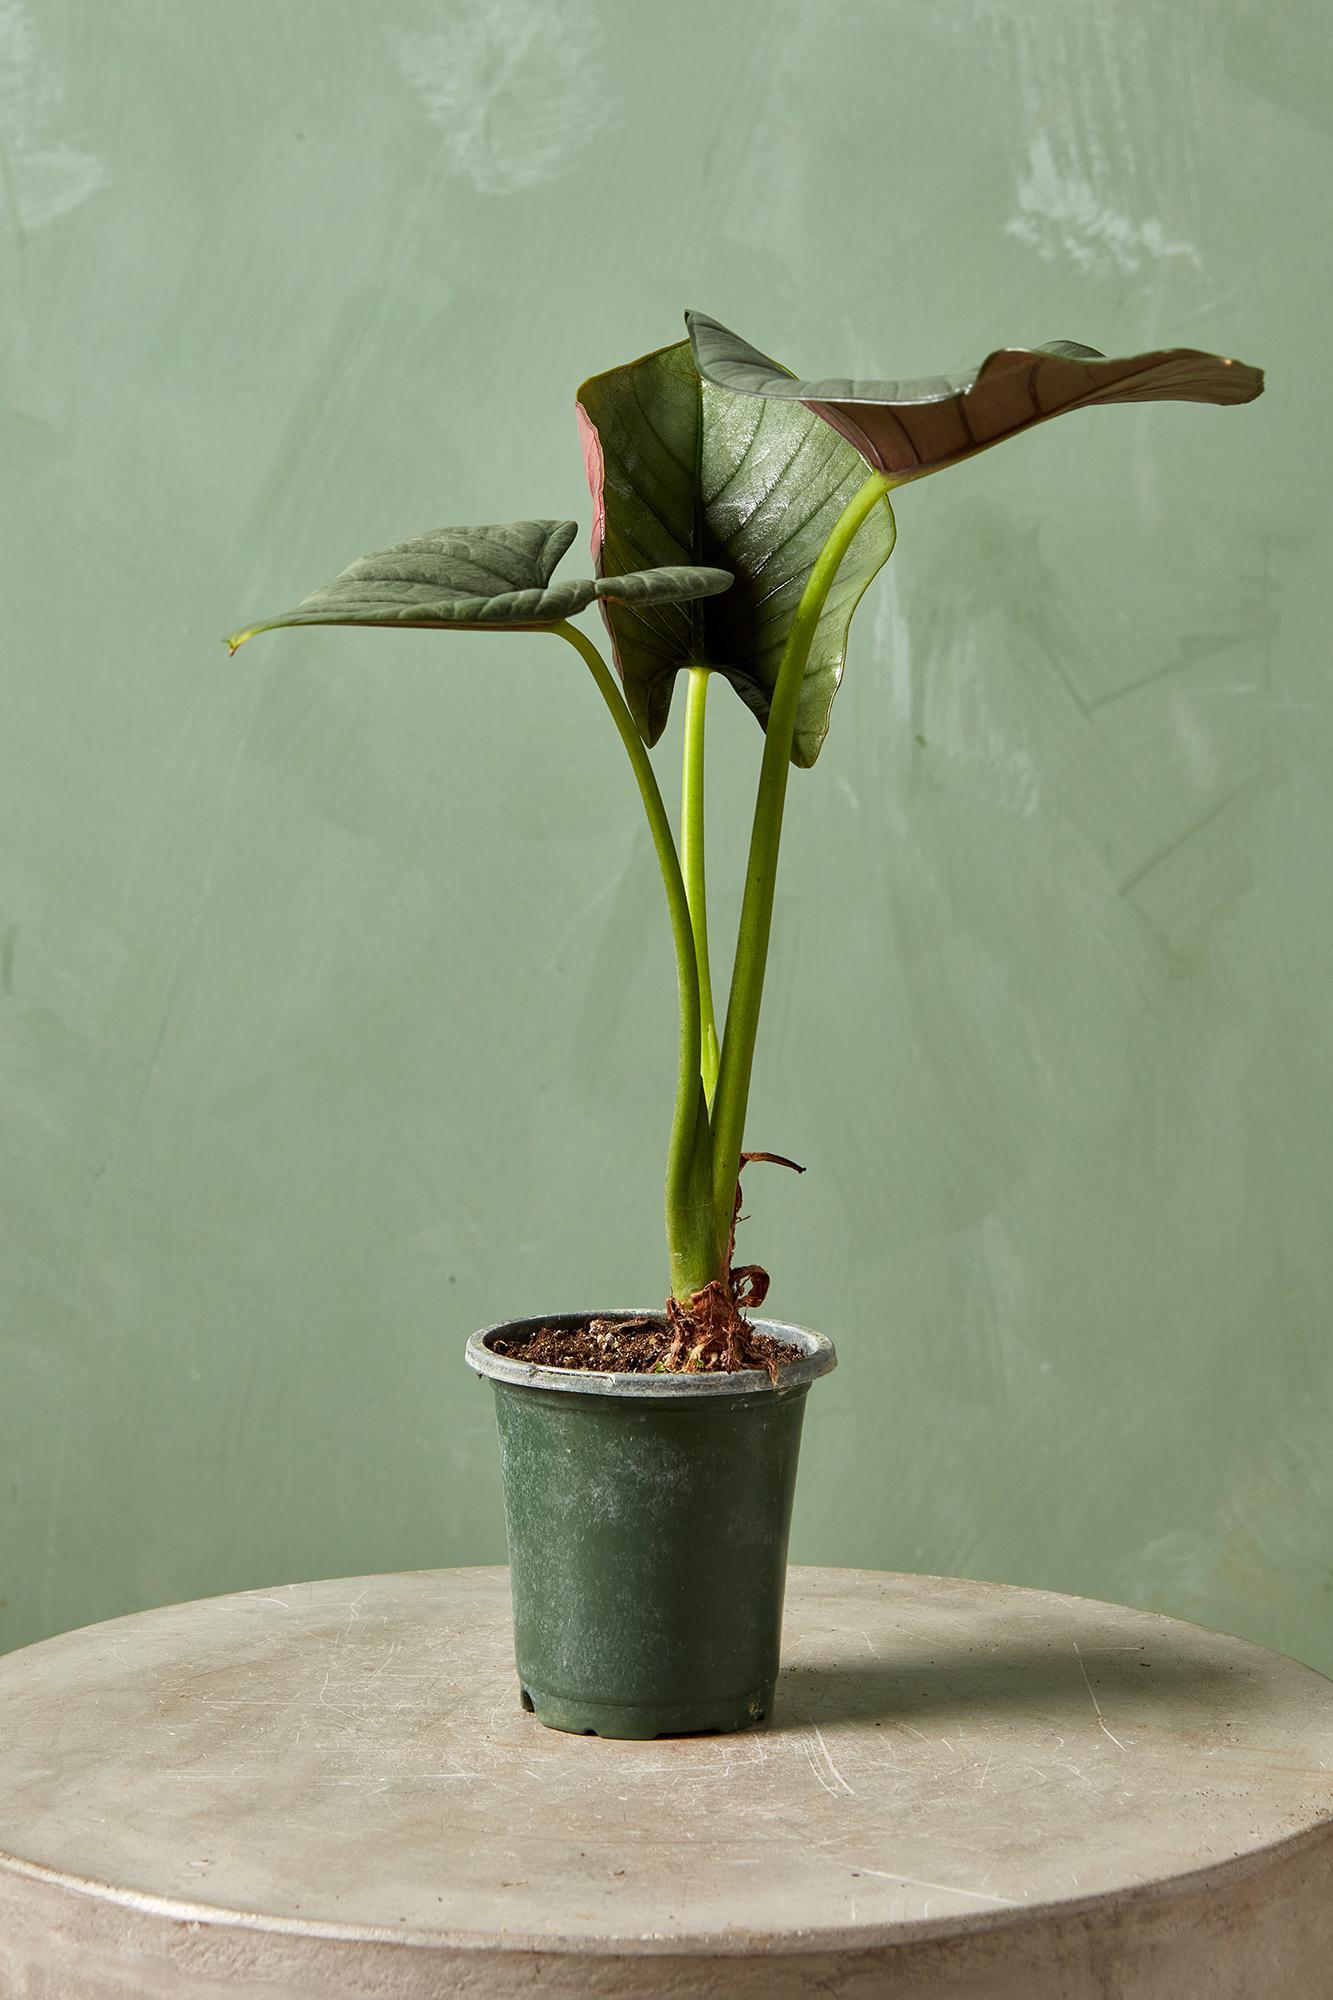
[681,666,720,1107]
[551,622,720,1297]
[709,474,896,1249]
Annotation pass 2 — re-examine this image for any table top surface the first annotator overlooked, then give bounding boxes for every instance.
[0,1566,1330,1955]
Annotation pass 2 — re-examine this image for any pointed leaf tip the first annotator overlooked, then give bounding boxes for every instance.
[595,563,733,608]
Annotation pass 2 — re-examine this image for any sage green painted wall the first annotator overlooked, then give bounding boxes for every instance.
[3,0,1329,1675]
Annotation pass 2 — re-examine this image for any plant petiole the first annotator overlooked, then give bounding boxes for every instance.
[681,665,719,1107]
[548,621,722,1298]
[708,473,896,1249]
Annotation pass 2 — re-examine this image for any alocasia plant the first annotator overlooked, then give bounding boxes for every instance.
[229,312,1262,1371]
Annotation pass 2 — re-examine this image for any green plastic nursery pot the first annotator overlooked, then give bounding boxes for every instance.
[465,1312,837,1739]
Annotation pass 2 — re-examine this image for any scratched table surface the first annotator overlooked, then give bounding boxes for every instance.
[0,1567,1330,1999]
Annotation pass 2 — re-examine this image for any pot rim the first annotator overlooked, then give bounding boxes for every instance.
[465,1310,836,1398]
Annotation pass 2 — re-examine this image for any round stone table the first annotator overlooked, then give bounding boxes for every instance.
[0,1569,1329,1999]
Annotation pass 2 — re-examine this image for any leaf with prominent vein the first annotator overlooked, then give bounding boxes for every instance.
[227,518,732,651]
[686,311,1265,483]
[577,342,895,768]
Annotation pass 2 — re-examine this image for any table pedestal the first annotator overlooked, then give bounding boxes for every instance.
[0,1566,1329,1997]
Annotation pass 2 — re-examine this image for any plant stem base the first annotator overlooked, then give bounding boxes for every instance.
[518,1679,774,1740]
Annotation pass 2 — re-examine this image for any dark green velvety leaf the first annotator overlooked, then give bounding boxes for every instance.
[576,342,895,767]
[687,311,1265,483]
[227,517,731,651]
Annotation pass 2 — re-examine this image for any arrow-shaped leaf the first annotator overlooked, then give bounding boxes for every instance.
[687,311,1264,483]
[228,517,732,651]
[577,341,895,769]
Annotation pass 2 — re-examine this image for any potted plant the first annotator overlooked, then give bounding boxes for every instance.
[229,310,1262,1738]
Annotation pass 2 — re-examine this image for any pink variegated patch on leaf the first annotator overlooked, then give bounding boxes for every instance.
[575,400,606,562]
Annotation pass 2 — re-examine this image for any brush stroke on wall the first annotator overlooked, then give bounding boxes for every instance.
[0,0,1327,1677]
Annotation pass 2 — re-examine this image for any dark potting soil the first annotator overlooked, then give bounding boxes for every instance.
[492,1316,802,1375]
